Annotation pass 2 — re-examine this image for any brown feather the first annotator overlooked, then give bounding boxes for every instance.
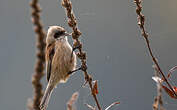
[46,43,55,82]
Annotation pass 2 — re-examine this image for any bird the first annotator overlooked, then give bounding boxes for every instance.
[40,26,77,110]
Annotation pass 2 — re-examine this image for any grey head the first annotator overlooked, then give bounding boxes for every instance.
[46,26,70,45]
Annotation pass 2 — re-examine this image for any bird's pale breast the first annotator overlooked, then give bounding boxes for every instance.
[49,40,76,85]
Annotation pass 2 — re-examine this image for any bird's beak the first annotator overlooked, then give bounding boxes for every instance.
[64,32,72,36]
[57,32,71,40]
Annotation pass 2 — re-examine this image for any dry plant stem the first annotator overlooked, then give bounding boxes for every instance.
[30,0,46,109]
[153,65,165,110]
[67,92,79,110]
[85,103,96,110]
[105,102,120,110]
[61,0,102,110]
[134,0,177,97]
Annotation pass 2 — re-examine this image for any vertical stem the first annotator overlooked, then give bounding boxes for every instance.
[30,0,46,109]
[61,0,102,109]
[134,0,177,97]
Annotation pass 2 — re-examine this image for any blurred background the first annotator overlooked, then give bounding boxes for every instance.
[0,0,177,110]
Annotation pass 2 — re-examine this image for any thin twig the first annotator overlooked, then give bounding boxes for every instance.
[134,0,177,97]
[29,0,46,109]
[85,103,96,110]
[61,0,102,110]
[105,102,120,110]
[152,65,165,110]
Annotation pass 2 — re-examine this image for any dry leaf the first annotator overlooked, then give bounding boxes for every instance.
[92,80,99,95]
[173,86,177,93]
[162,85,177,99]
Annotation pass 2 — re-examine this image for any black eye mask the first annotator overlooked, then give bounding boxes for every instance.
[54,31,65,39]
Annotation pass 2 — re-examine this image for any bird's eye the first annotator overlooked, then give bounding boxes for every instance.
[54,31,65,38]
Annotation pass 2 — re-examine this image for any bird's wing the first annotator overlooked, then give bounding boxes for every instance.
[46,43,55,82]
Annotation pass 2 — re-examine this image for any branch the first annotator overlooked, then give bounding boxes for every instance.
[61,0,102,110]
[105,101,120,110]
[85,103,96,110]
[152,65,165,110]
[134,0,177,97]
[29,0,46,109]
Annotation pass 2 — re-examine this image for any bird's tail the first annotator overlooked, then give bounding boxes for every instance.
[40,84,54,110]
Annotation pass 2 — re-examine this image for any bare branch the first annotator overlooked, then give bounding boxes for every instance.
[85,103,96,110]
[134,0,177,97]
[152,65,165,110]
[105,102,120,110]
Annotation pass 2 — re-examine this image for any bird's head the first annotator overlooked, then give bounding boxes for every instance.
[46,26,70,45]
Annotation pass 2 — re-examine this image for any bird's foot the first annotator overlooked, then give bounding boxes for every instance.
[68,67,82,75]
[70,44,81,62]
